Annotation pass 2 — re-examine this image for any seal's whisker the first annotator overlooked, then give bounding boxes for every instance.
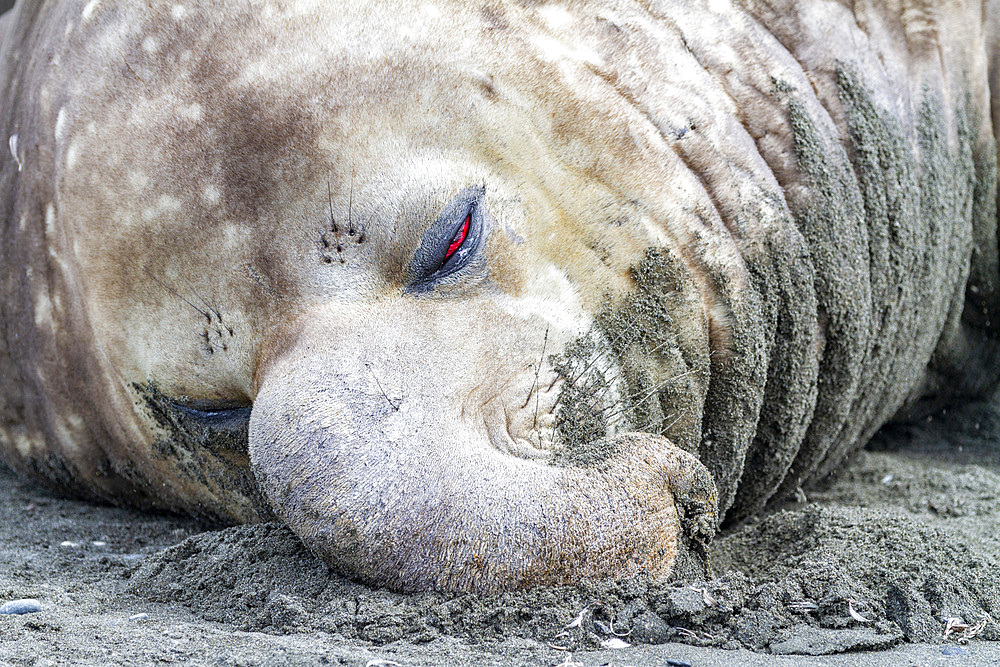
[532,328,549,430]
[347,167,356,236]
[148,274,213,324]
[358,206,380,244]
[554,334,672,420]
[364,362,400,411]
[556,365,624,426]
[559,321,668,390]
[567,337,684,418]
[637,411,683,435]
[559,326,632,387]
[598,368,690,418]
[597,388,662,422]
[597,367,696,423]
[181,277,223,323]
[327,177,338,234]
[521,327,549,411]
[611,364,701,406]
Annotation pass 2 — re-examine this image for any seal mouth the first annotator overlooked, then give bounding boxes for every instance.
[134,382,254,451]
[482,372,563,460]
[475,325,633,462]
[167,402,253,432]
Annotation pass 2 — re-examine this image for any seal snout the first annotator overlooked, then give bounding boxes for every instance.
[247,304,718,593]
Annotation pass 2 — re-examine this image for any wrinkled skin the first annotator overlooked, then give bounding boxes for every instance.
[1,0,999,593]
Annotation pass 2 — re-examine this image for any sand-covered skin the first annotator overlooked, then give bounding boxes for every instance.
[3,395,1000,665]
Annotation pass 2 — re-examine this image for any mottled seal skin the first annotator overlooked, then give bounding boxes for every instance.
[1,1,999,593]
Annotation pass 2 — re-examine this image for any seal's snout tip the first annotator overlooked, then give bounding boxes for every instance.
[253,374,718,592]
[248,329,719,592]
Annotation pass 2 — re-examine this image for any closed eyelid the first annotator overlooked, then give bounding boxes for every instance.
[406,186,487,293]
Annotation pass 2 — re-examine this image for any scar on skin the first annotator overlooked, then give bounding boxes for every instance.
[81,0,100,20]
[9,134,22,172]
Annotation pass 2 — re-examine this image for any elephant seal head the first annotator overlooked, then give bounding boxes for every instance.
[1,1,725,592]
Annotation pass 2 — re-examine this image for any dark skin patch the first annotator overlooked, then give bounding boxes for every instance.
[550,247,710,466]
[476,74,499,100]
[132,382,270,521]
[549,333,614,466]
[214,90,323,223]
[480,4,508,30]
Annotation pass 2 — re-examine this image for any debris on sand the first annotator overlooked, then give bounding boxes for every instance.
[0,599,42,615]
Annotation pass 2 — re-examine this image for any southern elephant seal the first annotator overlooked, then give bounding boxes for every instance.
[2,0,999,593]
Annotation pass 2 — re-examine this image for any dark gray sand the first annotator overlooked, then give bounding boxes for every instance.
[4,397,1000,665]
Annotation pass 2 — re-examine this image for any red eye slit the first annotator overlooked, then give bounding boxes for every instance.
[444,214,470,261]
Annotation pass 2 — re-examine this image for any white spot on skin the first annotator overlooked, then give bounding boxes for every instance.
[128,171,149,190]
[34,293,53,329]
[538,5,573,30]
[65,141,80,170]
[142,36,158,54]
[53,417,80,453]
[707,0,732,15]
[530,34,604,67]
[32,274,63,330]
[8,134,22,172]
[222,223,240,245]
[142,195,183,221]
[157,194,182,211]
[420,4,442,19]
[202,184,221,205]
[12,430,35,457]
[81,0,100,20]
[178,103,203,123]
[171,4,187,20]
[55,109,68,141]
[44,203,56,240]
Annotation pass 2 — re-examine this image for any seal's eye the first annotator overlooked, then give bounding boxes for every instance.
[407,186,487,292]
[444,215,470,263]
